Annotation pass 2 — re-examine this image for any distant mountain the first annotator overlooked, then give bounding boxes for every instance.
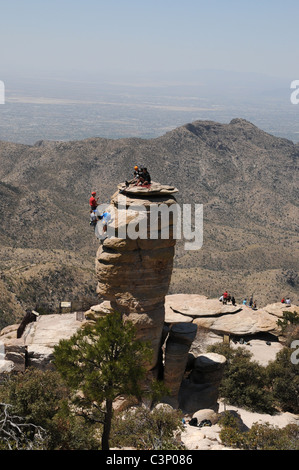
[0,118,298,328]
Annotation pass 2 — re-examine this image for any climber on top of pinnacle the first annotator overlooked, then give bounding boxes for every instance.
[137,167,151,186]
[125,165,141,187]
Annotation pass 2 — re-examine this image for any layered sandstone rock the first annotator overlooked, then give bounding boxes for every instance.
[163,323,197,407]
[95,182,179,371]
[165,295,298,337]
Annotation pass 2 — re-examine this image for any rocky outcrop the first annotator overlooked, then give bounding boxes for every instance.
[193,306,280,336]
[0,313,85,373]
[165,294,298,337]
[166,294,241,319]
[95,183,179,372]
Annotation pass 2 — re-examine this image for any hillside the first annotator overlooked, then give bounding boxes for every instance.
[0,118,298,328]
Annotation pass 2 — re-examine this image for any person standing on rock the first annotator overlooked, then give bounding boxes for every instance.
[223,291,228,305]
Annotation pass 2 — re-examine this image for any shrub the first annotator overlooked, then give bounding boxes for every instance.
[219,415,299,450]
[111,405,185,450]
[277,311,299,335]
[208,343,275,413]
[266,348,299,414]
[0,368,97,450]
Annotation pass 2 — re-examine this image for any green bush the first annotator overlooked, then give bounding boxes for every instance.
[111,406,185,450]
[219,411,299,450]
[208,344,275,413]
[266,348,299,414]
[277,311,299,333]
[208,340,299,415]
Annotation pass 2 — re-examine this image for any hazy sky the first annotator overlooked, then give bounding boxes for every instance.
[0,0,298,81]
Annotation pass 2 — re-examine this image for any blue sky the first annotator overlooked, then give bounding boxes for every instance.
[0,0,298,80]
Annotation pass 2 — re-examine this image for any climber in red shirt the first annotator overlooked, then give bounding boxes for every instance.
[89,191,99,211]
[223,291,228,305]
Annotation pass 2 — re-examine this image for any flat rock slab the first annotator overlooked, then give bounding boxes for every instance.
[23,313,83,347]
[165,298,193,324]
[118,181,178,196]
[193,306,280,336]
[165,294,241,317]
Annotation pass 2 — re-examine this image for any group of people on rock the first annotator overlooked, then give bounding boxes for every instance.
[219,292,259,309]
[219,291,236,306]
[219,292,294,310]
[125,165,151,187]
[242,297,257,309]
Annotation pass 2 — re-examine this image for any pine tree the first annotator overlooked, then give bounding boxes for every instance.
[53,311,152,450]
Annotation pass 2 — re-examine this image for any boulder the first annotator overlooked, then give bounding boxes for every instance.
[166,295,299,338]
[192,408,219,425]
[0,325,26,374]
[0,313,85,372]
[0,324,19,340]
[84,301,113,321]
[4,345,26,372]
[189,353,227,387]
[0,312,87,372]
[152,403,174,413]
[178,353,226,413]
